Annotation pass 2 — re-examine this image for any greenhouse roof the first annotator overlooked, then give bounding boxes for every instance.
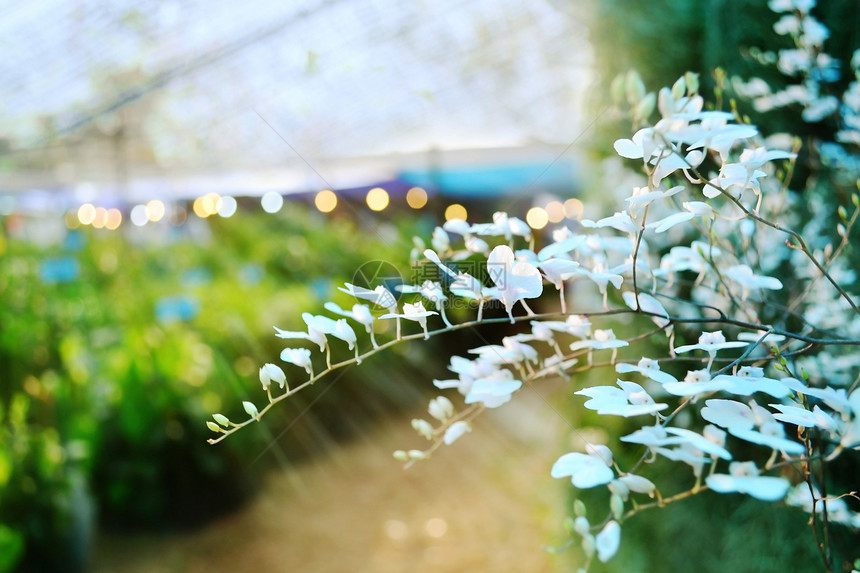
[0,0,594,172]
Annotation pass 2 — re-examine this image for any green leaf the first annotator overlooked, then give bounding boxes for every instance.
[0,525,25,573]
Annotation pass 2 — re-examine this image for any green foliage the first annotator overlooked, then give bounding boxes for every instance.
[0,205,439,568]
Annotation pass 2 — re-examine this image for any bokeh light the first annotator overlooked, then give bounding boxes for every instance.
[130,205,148,226]
[105,208,122,230]
[192,196,208,218]
[425,517,448,538]
[146,199,166,222]
[546,200,565,223]
[315,190,338,213]
[92,207,108,229]
[526,206,548,230]
[564,197,584,219]
[218,196,238,218]
[204,193,221,215]
[77,203,96,225]
[406,187,428,209]
[444,203,467,221]
[366,187,389,211]
[65,210,80,229]
[261,191,284,214]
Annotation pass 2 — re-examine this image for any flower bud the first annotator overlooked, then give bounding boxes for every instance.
[206,421,223,433]
[608,479,630,501]
[625,70,646,104]
[610,493,625,520]
[573,516,590,537]
[242,401,259,418]
[407,449,426,460]
[411,418,434,440]
[671,76,686,100]
[213,414,230,426]
[573,499,587,517]
[634,92,656,122]
[443,421,471,445]
[392,450,409,461]
[685,71,700,94]
[581,533,596,559]
[563,516,577,539]
[428,396,454,422]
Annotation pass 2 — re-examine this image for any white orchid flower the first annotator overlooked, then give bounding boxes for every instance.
[551,445,615,489]
[646,201,714,233]
[674,330,748,369]
[616,357,678,384]
[470,212,532,245]
[380,301,438,339]
[622,292,672,331]
[537,258,580,313]
[709,367,790,398]
[724,265,783,300]
[275,313,357,366]
[279,347,313,378]
[596,521,622,563]
[424,248,495,321]
[259,363,287,391]
[485,245,543,323]
[325,301,377,348]
[705,461,791,501]
[396,280,451,327]
[581,211,637,236]
[576,380,668,418]
[464,370,522,408]
[339,283,397,313]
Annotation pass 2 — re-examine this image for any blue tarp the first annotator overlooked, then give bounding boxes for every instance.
[398,161,577,199]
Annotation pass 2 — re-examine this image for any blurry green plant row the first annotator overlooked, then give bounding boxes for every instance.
[0,206,441,572]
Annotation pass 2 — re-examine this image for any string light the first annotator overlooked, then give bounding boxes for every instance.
[444,203,467,221]
[366,187,389,211]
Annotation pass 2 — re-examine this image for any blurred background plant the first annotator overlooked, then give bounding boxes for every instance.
[0,205,451,571]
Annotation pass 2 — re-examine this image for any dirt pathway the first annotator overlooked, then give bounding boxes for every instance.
[92,388,574,572]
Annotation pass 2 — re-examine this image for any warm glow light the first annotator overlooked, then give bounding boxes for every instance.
[261,191,284,214]
[65,210,80,229]
[425,518,448,538]
[546,200,565,223]
[315,190,337,213]
[444,203,468,221]
[146,199,166,222]
[92,207,108,229]
[366,187,389,211]
[218,195,238,218]
[201,192,221,216]
[130,205,148,226]
[77,203,96,225]
[105,208,122,230]
[192,196,208,218]
[564,198,584,219]
[526,206,548,230]
[406,187,428,209]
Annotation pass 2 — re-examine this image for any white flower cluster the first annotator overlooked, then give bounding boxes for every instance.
[734,0,840,123]
[208,52,860,573]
